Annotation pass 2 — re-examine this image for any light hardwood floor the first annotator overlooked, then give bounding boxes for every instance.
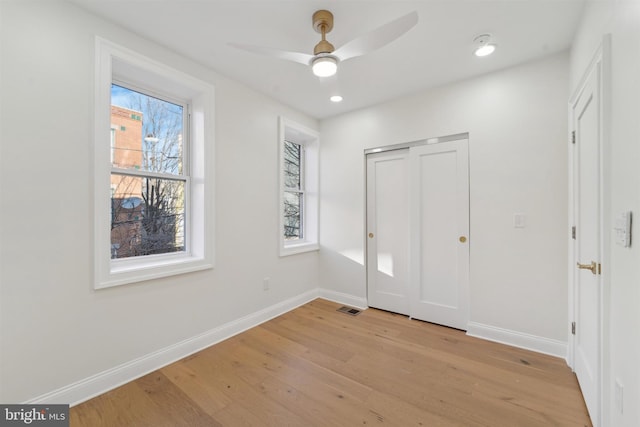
[70,299,592,426]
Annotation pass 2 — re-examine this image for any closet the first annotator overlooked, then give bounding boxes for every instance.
[366,134,469,329]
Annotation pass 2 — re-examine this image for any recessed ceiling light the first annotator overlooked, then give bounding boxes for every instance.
[330,95,343,103]
[473,34,496,57]
[475,44,496,57]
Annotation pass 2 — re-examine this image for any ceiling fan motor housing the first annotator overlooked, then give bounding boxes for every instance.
[314,40,335,55]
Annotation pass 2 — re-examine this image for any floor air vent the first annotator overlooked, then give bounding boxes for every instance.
[337,306,362,316]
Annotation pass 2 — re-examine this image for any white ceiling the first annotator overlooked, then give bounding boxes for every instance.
[71,0,585,119]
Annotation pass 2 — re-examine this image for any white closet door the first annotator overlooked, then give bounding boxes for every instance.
[409,139,470,329]
[366,149,410,315]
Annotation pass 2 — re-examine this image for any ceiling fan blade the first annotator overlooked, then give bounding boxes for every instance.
[332,11,418,62]
[228,42,314,66]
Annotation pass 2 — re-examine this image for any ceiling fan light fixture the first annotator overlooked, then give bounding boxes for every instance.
[473,34,496,57]
[312,56,338,77]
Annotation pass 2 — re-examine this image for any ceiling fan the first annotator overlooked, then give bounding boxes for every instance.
[229,10,419,78]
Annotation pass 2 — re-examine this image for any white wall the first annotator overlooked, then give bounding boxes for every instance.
[571,1,640,426]
[319,53,570,348]
[0,0,319,403]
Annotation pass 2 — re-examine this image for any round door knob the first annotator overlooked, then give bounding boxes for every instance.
[459,236,467,243]
[368,233,374,238]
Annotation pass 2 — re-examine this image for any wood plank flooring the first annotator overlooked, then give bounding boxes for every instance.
[70,299,592,426]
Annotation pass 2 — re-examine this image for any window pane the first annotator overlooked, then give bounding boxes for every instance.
[284,191,303,240]
[283,140,301,190]
[111,84,184,175]
[111,174,185,258]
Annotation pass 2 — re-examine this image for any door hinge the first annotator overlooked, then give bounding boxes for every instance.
[571,130,576,144]
[571,321,576,335]
[571,226,576,240]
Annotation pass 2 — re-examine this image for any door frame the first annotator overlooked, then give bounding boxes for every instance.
[364,132,469,157]
[567,34,610,426]
[364,132,470,313]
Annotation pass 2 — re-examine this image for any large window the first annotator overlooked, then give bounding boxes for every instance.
[95,38,214,288]
[110,84,187,259]
[279,118,319,256]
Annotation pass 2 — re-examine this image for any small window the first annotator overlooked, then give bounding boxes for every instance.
[279,117,319,256]
[283,140,304,241]
[95,37,214,288]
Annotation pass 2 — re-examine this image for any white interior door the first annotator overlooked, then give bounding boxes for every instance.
[366,149,410,315]
[365,137,470,330]
[409,139,470,329]
[571,47,603,426]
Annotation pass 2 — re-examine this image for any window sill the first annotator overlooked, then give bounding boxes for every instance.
[280,242,319,257]
[97,254,212,289]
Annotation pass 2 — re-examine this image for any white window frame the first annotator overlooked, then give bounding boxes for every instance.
[278,117,319,256]
[94,37,214,289]
[283,140,305,239]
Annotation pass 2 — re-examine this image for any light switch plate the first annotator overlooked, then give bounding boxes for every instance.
[514,213,526,228]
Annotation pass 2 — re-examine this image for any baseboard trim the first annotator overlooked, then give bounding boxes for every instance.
[317,288,368,310]
[27,289,319,406]
[26,288,365,406]
[27,292,571,406]
[466,321,567,358]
